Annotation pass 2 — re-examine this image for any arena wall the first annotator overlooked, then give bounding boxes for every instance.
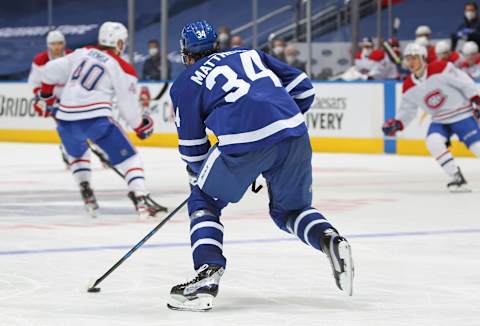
[0,81,475,157]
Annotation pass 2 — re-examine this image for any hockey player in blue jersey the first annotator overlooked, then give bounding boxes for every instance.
[168,21,354,311]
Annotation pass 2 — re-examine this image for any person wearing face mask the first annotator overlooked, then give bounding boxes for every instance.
[230,35,243,49]
[217,26,231,51]
[351,37,398,80]
[435,40,463,68]
[460,41,480,79]
[284,44,306,71]
[270,39,286,61]
[354,37,374,75]
[415,25,437,63]
[451,2,480,52]
[143,40,164,80]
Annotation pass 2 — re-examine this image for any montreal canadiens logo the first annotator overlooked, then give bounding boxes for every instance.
[424,90,447,109]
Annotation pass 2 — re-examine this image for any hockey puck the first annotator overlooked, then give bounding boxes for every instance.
[87,287,101,293]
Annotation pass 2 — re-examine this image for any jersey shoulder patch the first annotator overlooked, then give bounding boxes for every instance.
[33,51,49,66]
[402,75,416,93]
[427,60,448,78]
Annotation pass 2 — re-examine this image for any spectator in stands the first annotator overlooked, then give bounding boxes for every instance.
[451,2,480,51]
[142,40,168,80]
[230,35,243,48]
[460,41,480,79]
[270,39,286,61]
[217,26,231,51]
[415,25,437,63]
[435,40,463,67]
[284,44,306,72]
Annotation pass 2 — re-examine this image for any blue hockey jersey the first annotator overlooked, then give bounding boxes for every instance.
[170,48,315,174]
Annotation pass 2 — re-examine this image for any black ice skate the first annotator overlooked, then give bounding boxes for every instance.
[79,181,99,218]
[167,264,224,312]
[321,229,354,296]
[127,191,167,219]
[447,169,471,193]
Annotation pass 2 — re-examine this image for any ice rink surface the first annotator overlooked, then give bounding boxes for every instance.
[0,142,479,326]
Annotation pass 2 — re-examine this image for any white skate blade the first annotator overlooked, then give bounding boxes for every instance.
[85,204,98,218]
[448,185,472,193]
[137,210,157,220]
[338,240,354,296]
[167,294,214,312]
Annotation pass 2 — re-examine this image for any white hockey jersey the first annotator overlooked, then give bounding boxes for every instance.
[42,46,142,128]
[397,61,478,125]
[460,57,480,80]
[354,49,398,80]
[28,49,72,98]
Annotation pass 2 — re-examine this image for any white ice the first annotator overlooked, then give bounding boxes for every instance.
[0,142,479,326]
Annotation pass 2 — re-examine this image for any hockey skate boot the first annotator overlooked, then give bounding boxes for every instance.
[447,169,471,193]
[79,181,99,218]
[127,192,167,219]
[321,229,354,296]
[167,264,224,312]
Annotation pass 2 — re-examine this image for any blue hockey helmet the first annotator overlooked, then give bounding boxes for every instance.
[180,20,217,64]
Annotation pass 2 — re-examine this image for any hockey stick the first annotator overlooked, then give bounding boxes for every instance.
[87,197,188,293]
[153,82,168,101]
[251,180,263,193]
[382,41,401,65]
[88,142,124,179]
[87,142,168,211]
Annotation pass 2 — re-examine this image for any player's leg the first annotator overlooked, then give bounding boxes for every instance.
[450,116,480,157]
[168,186,227,311]
[168,145,273,311]
[56,120,99,216]
[469,141,480,156]
[263,133,354,295]
[426,123,469,192]
[89,117,163,218]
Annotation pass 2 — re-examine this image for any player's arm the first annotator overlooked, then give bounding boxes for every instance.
[443,63,480,105]
[383,96,417,136]
[110,66,153,139]
[34,56,72,117]
[42,56,71,89]
[170,84,211,176]
[27,63,42,96]
[257,50,315,114]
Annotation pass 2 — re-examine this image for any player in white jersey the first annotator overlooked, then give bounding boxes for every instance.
[29,30,72,98]
[383,43,480,192]
[29,30,73,166]
[35,22,167,218]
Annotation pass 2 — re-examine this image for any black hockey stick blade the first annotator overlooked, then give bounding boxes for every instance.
[87,197,188,293]
[251,180,263,193]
